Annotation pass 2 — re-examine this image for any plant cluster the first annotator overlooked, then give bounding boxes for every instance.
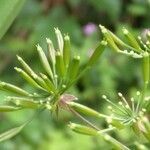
[69,26,150,150]
[0,26,150,149]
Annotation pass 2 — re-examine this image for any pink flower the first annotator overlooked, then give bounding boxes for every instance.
[83,23,97,36]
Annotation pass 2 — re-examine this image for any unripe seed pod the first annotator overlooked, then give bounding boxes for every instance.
[107,118,125,130]
[55,28,64,54]
[0,106,21,112]
[142,52,149,84]
[63,35,71,68]
[36,44,53,79]
[46,38,56,65]
[67,102,107,118]
[88,40,107,66]
[67,56,80,81]
[55,51,65,78]
[14,67,42,90]
[69,123,98,136]
[8,97,39,109]
[122,28,142,52]
[17,55,35,76]
[40,73,56,93]
[0,81,31,96]
[99,25,120,52]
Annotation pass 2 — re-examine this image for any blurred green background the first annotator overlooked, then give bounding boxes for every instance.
[0,0,149,149]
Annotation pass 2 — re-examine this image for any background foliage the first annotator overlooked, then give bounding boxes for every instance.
[0,0,149,149]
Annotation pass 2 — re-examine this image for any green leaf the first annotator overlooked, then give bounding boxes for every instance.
[0,109,41,142]
[0,122,26,142]
[0,0,26,39]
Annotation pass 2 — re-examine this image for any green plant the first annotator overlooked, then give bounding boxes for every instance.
[0,25,149,149]
[0,28,106,142]
[68,26,150,149]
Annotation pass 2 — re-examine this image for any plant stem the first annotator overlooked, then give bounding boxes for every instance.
[68,106,100,131]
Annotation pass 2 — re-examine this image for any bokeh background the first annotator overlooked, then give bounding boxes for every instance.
[0,0,149,149]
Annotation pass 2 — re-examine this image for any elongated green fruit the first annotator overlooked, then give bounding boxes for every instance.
[46,38,56,65]
[55,28,64,54]
[88,40,107,66]
[0,106,21,112]
[108,30,138,52]
[101,26,140,53]
[40,73,56,93]
[55,51,65,78]
[107,118,125,130]
[108,30,127,47]
[100,25,120,52]
[122,28,142,52]
[14,67,43,90]
[101,134,130,150]
[142,52,149,84]
[16,59,51,92]
[32,74,52,93]
[69,122,130,149]
[63,35,71,67]
[141,117,150,142]
[67,102,108,118]
[0,81,31,96]
[67,56,80,80]
[8,97,39,109]
[36,44,53,79]
[69,123,98,136]
[17,55,35,76]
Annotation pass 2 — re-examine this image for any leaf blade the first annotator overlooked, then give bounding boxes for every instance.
[0,0,26,39]
[0,123,25,142]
